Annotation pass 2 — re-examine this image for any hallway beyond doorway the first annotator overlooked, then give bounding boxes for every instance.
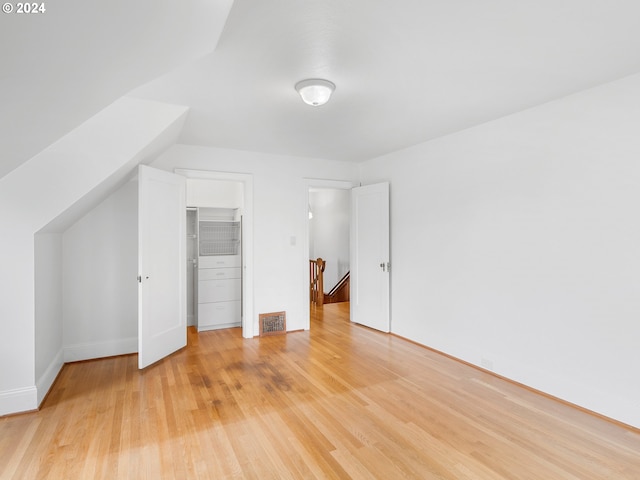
[310,300,350,324]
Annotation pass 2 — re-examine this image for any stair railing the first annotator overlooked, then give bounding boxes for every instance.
[309,257,325,306]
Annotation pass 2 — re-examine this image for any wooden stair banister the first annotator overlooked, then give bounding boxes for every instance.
[310,257,349,305]
[309,258,325,306]
[325,271,350,304]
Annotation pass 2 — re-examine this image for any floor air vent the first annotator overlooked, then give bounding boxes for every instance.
[259,311,286,336]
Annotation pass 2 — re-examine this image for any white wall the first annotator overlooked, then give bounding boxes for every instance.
[152,144,358,333]
[186,178,244,208]
[359,73,640,428]
[0,97,188,415]
[0,0,232,179]
[309,189,350,289]
[63,181,139,361]
[58,147,356,348]
[34,233,64,406]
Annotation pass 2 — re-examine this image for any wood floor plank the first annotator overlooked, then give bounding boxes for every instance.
[1,302,639,479]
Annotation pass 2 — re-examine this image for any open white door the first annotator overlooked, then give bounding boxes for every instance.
[350,182,390,332]
[138,165,187,369]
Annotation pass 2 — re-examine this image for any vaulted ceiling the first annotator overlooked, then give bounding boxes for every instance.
[3,0,640,177]
[0,0,232,179]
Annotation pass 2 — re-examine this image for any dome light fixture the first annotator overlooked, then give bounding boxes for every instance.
[295,78,336,107]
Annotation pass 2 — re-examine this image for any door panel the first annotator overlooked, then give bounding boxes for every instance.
[138,165,186,369]
[351,182,390,332]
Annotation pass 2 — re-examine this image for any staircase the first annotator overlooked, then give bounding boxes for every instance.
[309,258,350,306]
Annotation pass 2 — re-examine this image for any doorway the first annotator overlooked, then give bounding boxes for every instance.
[309,188,350,298]
[193,207,242,332]
[138,166,254,370]
[177,169,254,339]
[304,179,356,330]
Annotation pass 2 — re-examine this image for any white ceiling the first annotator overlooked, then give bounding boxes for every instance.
[131,0,640,162]
[0,0,232,179]
[3,0,640,177]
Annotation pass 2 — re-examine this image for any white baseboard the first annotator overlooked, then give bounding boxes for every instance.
[198,322,241,332]
[63,337,138,363]
[0,386,37,417]
[1,340,136,417]
[36,349,64,407]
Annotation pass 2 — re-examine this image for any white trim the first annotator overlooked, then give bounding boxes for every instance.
[175,169,255,338]
[0,386,37,416]
[36,349,64,406]
[63,337,138,363]
[303,178,357,330]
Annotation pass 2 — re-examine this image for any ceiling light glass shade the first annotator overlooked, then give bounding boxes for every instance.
[295,79,335,106]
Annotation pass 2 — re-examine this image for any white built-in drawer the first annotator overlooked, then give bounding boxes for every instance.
[199,255,241,269]
[198,267,240,281]
[198,301,241,327]
[198,278,241,303]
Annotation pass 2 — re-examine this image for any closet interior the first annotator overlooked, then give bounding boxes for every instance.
[188,207,242,332]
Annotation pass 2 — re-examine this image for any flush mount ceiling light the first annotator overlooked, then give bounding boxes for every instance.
[295,79,336,107]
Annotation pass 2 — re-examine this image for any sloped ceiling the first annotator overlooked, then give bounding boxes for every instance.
[0,0,233,179]
[131,0,640,162]
[3,0,640,175]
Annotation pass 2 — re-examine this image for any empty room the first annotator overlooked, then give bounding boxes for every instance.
[1,1,639,478]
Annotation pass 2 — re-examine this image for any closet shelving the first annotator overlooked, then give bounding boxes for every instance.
[198,221,240,256]
[197,208,242,332]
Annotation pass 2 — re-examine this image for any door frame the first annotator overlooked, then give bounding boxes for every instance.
[176,169,254,338]
[303,178,357,330]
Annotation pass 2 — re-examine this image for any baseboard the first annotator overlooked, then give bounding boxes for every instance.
[36,349,64,406]
[0,386,37,417]
[63,337,138,363]
[198,322,241,332]
[2,340,136,417]
[391,332,640,433]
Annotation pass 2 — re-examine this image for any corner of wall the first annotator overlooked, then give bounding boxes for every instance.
[63,337,138,363]
[36,349,64,407]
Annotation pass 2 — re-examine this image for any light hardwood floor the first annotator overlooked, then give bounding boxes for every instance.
[1,302,639,479]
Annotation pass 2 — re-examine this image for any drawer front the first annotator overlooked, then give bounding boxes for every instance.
[198,278,241,303]
[198,301,241,327]
[199,255,240,269]
[199,267,240,281]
